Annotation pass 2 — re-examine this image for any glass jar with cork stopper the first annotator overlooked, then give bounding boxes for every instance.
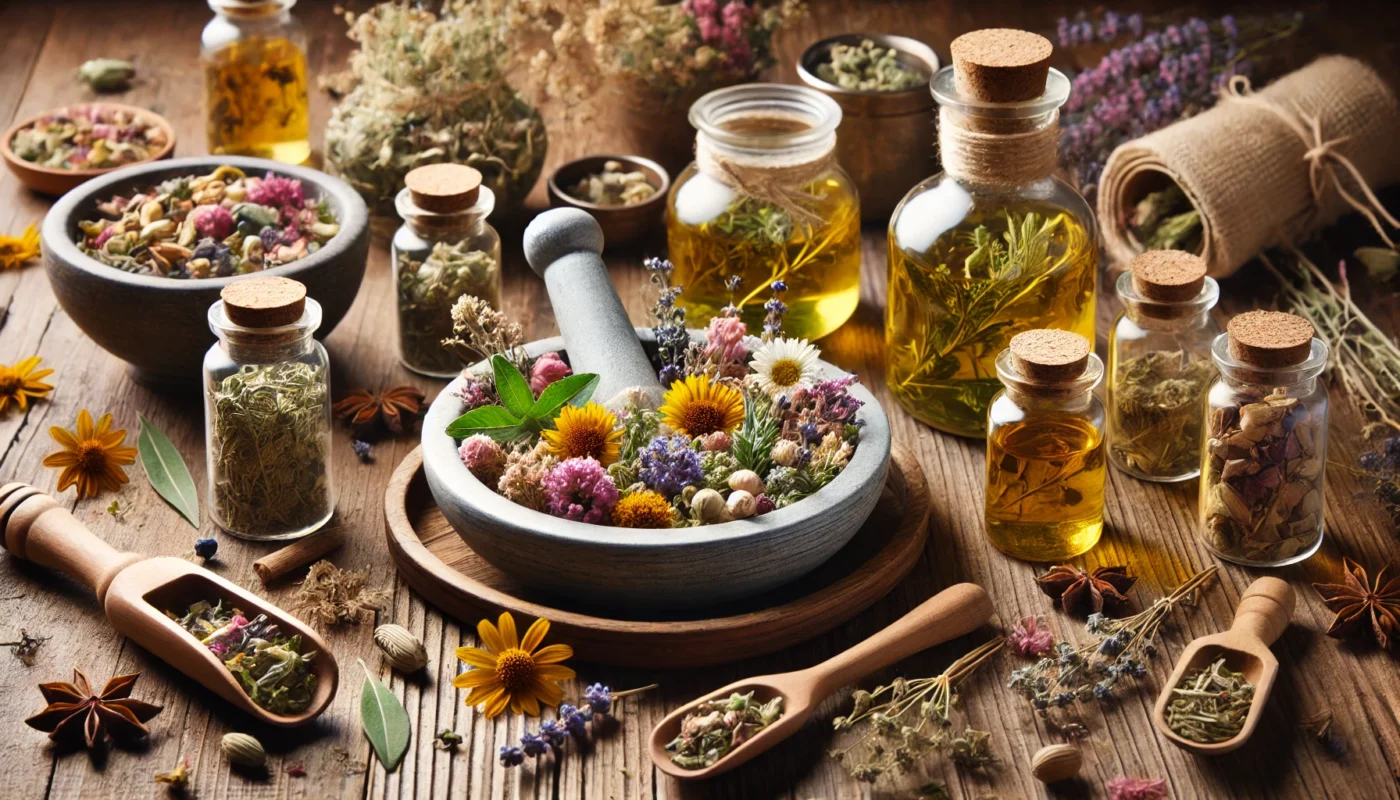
[201,0,311,164]
[392,163,502,378]
[203,276,334,540]
[1107,250,1221,482]
[666,83,862,341]
[886,29,1098,439]
[985,329,1106,562]
[1200,311,1329,566]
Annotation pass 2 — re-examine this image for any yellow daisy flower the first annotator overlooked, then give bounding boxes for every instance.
[0,355,54,413]
[453,612,575,718]
[659,374,744,438]
[611,490,675,528]
[541,402,622,465]
[0,224,41,271]
[42,410,138,498]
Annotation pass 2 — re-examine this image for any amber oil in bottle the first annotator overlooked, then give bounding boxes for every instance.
[201,0,311,164]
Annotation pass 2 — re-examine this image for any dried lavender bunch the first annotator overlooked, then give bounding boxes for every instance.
[1007,566,1218,733]
[829,638,1004,784]
[645,257,691,386]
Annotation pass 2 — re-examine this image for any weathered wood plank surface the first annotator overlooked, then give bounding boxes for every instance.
[0,1,1397,799]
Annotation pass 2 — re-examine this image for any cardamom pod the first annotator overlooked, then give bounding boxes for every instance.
[374,624,428,672]
[221,732,266,768]
[1030,743,1082,783]
[77,58,136,92]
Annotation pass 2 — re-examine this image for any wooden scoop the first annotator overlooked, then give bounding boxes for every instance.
[648,583,994,780]
[0,483,338,727]
[1152,576,1295,755]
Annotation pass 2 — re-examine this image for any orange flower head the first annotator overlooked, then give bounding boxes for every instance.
[659,374,744,437]
[42,410,138,498]
[541,402,622,466]
[0,355,54,413]
[452,612,574,718]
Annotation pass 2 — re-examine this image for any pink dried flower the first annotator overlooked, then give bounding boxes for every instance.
[191,204,235,240]
[455,376,497,411]
[1107,776,1168,800]
[1009,615,1055,657]
[498,443,555,511]
[459,434,507,487]
[543,457,619,524]
[754,493,776,515]
[92,225,117,248]
[530,352,572,394]
[698,431,732,451]
[245,172,306,208]
[703,315,749,363]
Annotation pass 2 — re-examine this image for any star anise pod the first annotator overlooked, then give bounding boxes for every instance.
[1313,557,1400,649]
[1036,564,1137,617]
[24,668,163,750]
[332,385,426,435]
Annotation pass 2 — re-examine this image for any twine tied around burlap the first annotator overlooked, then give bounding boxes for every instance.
[937,107,1060,186]
[694,126,836,228]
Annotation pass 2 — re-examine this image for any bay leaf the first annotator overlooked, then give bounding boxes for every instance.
[138,413,199,529]
[358,658,410,772]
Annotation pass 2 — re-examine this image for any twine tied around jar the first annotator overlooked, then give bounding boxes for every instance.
[1223,74,1400,250]
[937,107,1060,186]
[694,126,836,228]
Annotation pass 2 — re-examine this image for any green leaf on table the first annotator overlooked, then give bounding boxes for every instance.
[492,355,535,417]
[137,413,199,529]
[445,404,525,442]
[358,658,410,772]
[527,372,600,423]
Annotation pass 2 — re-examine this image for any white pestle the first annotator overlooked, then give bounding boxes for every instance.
[523,208,667,409]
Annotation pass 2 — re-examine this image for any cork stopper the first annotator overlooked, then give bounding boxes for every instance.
[221,276,307,328]
[1227,311,1315,368]
[405,164,482,213]
[1131,250,1207,302]
[950,29,1053,103]
[1010,329,1090,382]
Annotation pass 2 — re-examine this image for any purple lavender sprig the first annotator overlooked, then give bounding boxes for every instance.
[646,256,691,385]
[640,434,705,498]
[761,279,788,342]
[501,684,656,769]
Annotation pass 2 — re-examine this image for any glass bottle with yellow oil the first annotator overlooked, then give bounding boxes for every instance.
[887,29,1097,438]
[666,84,861,341]
[985,329,1106,562]
[201,0,311,164]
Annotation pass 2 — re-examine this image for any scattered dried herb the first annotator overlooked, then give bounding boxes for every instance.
[815,38,925,92]
[169,600,317,715]
[1107,775,1169,800]
[1127,185,1202,253]
[78,58,136,92]
[24,668,163,750]
[334,385,426,436]
[1165,658,1252,743]
[106,499,129,519]
[666,691,784,770]
[434,729,463,751]
[358,658,411,772]
[397,243,499,374]
[1312,557,1400,650]
[293,560,388,627]
[285,762,307,778]
[2,629,49,666]
[1036,564,1137,617]
[11,106,164,170]
[568,160,657,207]
[154,756,192,791]
[1109,351,1216,478]
[138,413,200,529]
[1359,435,1400,528]
[1300,708,1346,759]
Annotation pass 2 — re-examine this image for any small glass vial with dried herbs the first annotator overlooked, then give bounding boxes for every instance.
[1107,250,1220,482]
[887,30,1098,439]
[1201,311,1329,566]
[985,329,1106,561]
[204,277,333,540]
[667,83,862,340]
[393,164,502,378]
[201,0,311,164]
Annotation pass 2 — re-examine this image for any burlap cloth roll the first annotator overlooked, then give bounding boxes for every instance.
[1098,56,1400,277]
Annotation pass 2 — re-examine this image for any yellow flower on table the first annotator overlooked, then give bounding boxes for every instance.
[541,402,622,465]
[0,224,40,271]
[42,409,138,498]
[0,355,54,413]
[453,612,575,718]
[659,374,744,438]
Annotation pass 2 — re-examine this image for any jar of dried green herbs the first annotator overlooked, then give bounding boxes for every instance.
[1201,311,1329,567]
[886,30,1097,439]
[392,163,501,377]
[1107,250,1220,482]
[204,276,333,540]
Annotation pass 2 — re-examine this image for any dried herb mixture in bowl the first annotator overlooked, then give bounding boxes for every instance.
[10,105,168,171]
[76,165,339,278]
[168,599,317,715]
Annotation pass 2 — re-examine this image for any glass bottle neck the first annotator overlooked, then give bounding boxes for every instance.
[209,298,321,364]
[1117,271,1219,332]
[690,83,841,162]
[395,185,495,242]
[996,348,1105,409]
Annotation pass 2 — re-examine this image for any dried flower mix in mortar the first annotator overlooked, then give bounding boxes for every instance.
[10,106,167,171]
[1164,657,1252,743]
[569,160,657,207]
[815,38,926,92]
[665,691,785,770]
[168,599,317,715]
[76,165,338,278]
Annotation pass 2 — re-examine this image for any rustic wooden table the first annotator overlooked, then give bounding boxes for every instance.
[2,1,1398,798]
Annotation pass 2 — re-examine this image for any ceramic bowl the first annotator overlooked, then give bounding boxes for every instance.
[420,330,892,609]
[2,103,177,196]
[41,156,370,389]
[546,155,670,247]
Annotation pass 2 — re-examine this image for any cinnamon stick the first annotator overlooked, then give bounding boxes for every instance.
[253,528,346,585]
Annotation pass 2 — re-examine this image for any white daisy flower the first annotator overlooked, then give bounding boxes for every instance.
[749,337,821,396]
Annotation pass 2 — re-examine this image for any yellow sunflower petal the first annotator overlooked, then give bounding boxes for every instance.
[55,465,80,492]
[534,664,575,681]
[42,451,78,468]
[531,643,574,665]
[107,445,138,465]
[521,617,550,653]
[465,684,503,710]
[49,425,79,451]
[92,412,114,438]
[497,612,519,651]
[14,356,41,374]
[476,618,505,654]
[519,691,541,717]
[451,668,499,689]
[483,688,512,718]
[75,410,95,441]
[456,646,498,669]
[530,677,564,708]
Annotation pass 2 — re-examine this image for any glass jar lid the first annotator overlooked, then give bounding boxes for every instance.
[689,83,842,155]
[209,0,295,16]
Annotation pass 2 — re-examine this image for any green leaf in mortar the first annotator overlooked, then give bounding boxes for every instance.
[445,404,526,442]
[527,372,599,422]
[492,354,536,418]
[358,658,410,772]
[138,413,199,529]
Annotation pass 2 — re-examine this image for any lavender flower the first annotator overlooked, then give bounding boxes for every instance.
[646,256,691,382]
[560,703,590,738]
[583,683,612,716]
[761,280,788,341]
[538,719,568,747]
[519,732,548,757]
[499,746,524,767]
[352,438,373,463]
[542,457,619,524]
[639,435,704,498]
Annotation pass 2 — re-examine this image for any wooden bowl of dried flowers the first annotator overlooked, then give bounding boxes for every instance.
[2,103,176,196]
[546,155,670,247]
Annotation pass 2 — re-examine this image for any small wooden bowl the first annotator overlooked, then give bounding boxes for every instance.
[1,103,176,196]
[546,154,670,247]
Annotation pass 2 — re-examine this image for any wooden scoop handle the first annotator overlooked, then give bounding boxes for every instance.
[523,208,665,408]
[0,483,142,604]
[1230,577,1295,646]
[810,583,994,697]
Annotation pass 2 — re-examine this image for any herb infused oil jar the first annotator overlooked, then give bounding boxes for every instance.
[204,277,333,540]
[1107,250,1220,482]
[201,0,311,164]
[666,84,861,340]
[393,164,502,377]
[985,329,1106,561]
[887,30,1097,438]
[1201,311,1329,566]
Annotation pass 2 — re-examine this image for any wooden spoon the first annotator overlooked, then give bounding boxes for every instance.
[1152,576,1295,755]
[0,483,338,727]
[648,582,994,780]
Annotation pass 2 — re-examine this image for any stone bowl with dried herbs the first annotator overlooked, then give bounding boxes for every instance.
[1,103,175,195]
[40,156,369,386]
